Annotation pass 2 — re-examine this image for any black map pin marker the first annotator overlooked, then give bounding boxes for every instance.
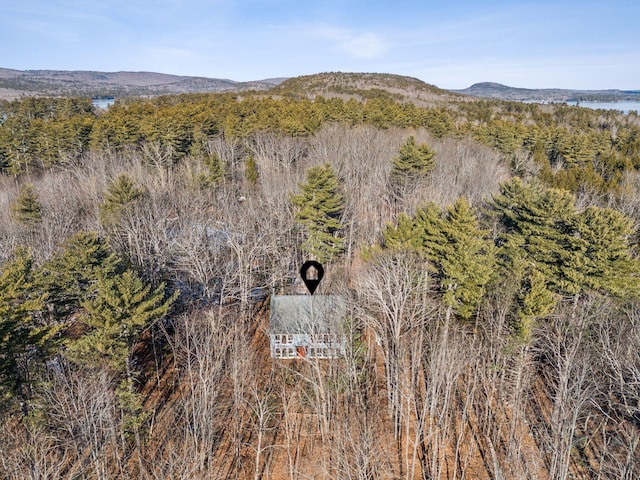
[300,260,324,295]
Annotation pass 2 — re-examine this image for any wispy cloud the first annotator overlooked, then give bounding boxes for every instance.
[341,32,389,59]
[310,26,390,59]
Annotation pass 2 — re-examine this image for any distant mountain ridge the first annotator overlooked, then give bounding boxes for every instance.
[454,82,640,102]
[0,69,460,108]
[0,68,285,99]
[3,68,639,105]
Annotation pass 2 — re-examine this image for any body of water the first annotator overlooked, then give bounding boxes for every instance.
[565,100,640,114]
[92,97,115,109]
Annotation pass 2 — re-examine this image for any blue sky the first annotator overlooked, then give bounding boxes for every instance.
[1,0,638,89]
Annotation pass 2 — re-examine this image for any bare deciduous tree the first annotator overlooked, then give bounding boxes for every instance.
[38,364,121,479]
[357,249,434,477]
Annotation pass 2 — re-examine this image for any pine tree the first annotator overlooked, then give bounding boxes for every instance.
[382,212,418,251]
[390,136,436,196]
[415,198,495,320]
[490,178,640,299]
[291,163,345,262]
[245,154,259,186]
[37,231,122,321]
[514,265,557,342]
[194,152,224,189]
[66,268,177,449]
[67,269,177,372]
[377,198,495,321]
[391,136,436,176]
[412,202,447,256]
[11,184,42,227]
[490,179,580,295]
[572,206,640,297]
[445,198,495,319]
[99,173,145,226]
[0,248,46,399]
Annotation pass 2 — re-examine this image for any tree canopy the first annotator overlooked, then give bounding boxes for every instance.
[291,163,345,262]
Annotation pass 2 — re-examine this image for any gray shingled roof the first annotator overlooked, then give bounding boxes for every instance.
[269,295,346,334]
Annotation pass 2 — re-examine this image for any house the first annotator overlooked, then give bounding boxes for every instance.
[269,295,346,359]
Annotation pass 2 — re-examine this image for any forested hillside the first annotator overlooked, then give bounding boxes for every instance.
[0,68,281,100]
[1,72,640,479]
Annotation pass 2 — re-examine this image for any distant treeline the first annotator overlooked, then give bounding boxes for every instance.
[1,89,639,196]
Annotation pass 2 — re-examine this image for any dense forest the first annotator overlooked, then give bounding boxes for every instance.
[1,72,640,479]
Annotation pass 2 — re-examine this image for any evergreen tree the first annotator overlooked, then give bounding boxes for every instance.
[11,184,42,227]
[390,136,436,195]
[37,231,122,321]
[194,152,224,189]
[0,248,46,399]
[67,269,177,372]
[508,256,558,344]
[412,202,447,256]
[490,178,640,299]
[490,179,580,295]
[66,268,177,446]
[572,206,640,297]
[382,212,418,251]
[378,198,495,321]
[513,264,557,342]
[414,198,495,320]
[392,136,436,176]
[99,173,145,226]
[245,154,259,186]
[291,163,345,262]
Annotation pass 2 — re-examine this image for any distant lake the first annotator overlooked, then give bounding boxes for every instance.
[92,97,115,109]
[565,100,640,114]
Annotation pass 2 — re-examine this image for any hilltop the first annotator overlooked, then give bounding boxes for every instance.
[273,71,459,106]
[454,81,640,102]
